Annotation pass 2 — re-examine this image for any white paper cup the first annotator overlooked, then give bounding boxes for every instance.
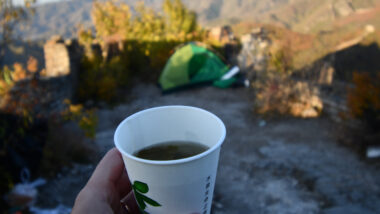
[115,106,226,214]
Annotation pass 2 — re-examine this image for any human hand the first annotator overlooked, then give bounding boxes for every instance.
[72,148,139,214]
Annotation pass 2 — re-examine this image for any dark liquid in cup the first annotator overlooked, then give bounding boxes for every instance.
[134,141,209,161]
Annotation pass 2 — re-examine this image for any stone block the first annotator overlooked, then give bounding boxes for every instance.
[43,37,70,77]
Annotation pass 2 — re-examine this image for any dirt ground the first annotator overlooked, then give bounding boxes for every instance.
[37,83,380,214]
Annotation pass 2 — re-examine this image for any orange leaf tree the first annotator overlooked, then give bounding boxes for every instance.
[0,0,36,64]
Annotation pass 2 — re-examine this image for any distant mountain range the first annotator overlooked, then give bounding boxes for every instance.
[14,0,380,40]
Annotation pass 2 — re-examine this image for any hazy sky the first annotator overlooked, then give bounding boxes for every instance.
[13,0,66,6]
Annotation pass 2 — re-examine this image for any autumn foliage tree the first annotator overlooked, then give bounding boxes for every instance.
[77,0,204,103]
[0,0,36,64]
[163,0,197,36]
[90,0,202,42]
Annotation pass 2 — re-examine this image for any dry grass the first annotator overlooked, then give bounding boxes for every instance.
[336,5,380,27]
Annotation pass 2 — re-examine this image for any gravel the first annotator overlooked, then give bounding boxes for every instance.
[37,83,380,214]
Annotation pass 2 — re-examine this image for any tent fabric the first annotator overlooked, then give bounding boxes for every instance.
[159,43,232,92]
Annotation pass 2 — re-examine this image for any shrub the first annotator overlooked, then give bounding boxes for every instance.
[39,120,97,177]
[254,73,323,118]
[62,99,98,139]
[0,100,97,189]
[0,63,30,96]
[77,55,128,103]
[0,113,47,205]
[35,99,98,176]
[268,40,294,74]
[347,72,380,129]
[0,60,98,210]
[92,0,201,41]
[0,63,98,196]
[39,100,98,177]
[0,63,37,118]
[0,65,14,95]
[76,0,208,103]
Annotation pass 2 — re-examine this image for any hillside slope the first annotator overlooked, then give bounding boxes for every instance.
[16,0,380,40]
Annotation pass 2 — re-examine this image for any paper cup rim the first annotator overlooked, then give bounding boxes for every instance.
[114,105,226,165]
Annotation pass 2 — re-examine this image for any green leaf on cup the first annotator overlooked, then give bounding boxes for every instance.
[132,180,162,213]
[134,181,149,193]
[140,194,161,207]
[134,191,147,210]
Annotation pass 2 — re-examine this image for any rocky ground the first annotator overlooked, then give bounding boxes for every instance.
[36,83,380,214]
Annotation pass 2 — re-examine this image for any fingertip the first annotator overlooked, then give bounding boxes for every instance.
[108,147,121,157]
[89,147,125,186]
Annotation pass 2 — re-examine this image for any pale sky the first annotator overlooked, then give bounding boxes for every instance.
[13,0,66,6]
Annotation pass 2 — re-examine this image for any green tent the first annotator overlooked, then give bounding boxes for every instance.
[158,43,236,92]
